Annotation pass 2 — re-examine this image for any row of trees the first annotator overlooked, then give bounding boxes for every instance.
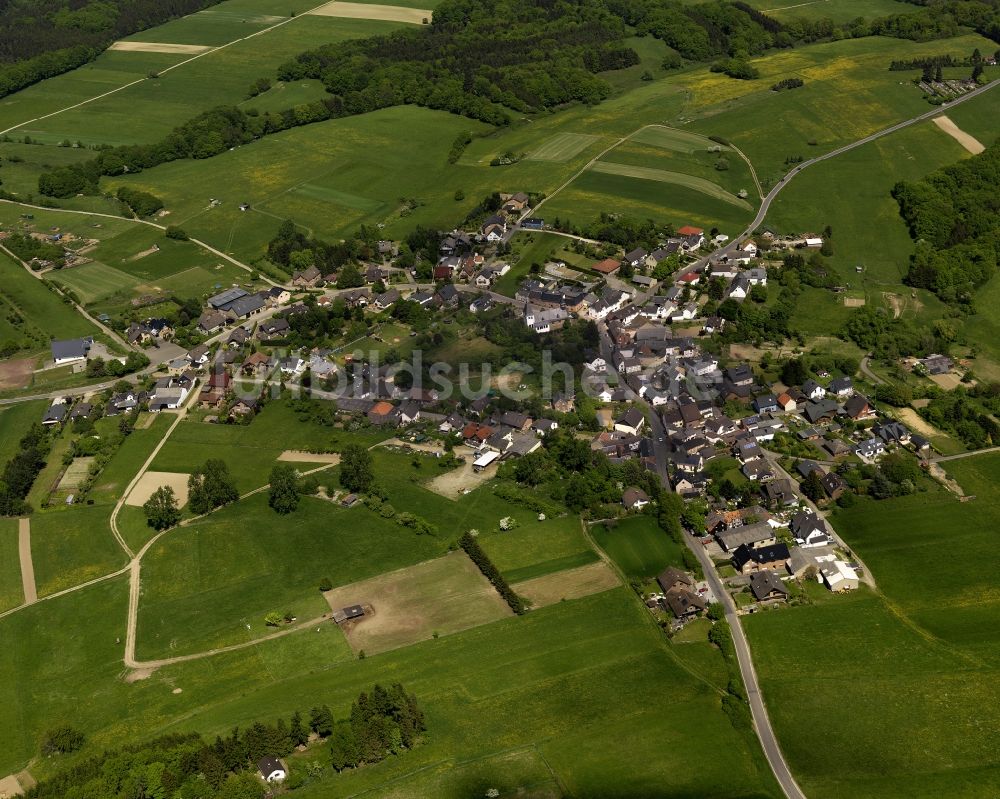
[460,531,526,614]
[0,424,49,516]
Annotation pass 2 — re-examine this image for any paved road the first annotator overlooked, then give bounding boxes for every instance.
[859,355,886,386]
[685,531,807,799]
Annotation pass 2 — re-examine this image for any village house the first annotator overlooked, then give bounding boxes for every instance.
[291,265,322,288]
[623,486,650,511]
[367,400,399,426]
[790,511,833,548]
[716,521,777,552]
[655,567,707,619]
[481,214,507,242]
[749,570,788,603]
[257,318,290,341]
[731,542,790,575]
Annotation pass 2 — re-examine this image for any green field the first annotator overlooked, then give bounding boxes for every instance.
[591,516,688,580]
[477,514,598,582]
[526,132,601,162]
[0,401,48,463]
[744,454,1000,798]
[29,505,128,597]
[543,167,756,235]
[590,161,753,208]
[0,518,22,613]
[0,252,99,355]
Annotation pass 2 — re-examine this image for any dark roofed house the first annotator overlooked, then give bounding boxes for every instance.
[69,402,92,421]
[257,756,286,783]
[664,589,707,619]
[258,318,290,340]
[657,567,694,594]
[227,292,266,319]
[42,401,68,426]
[291,265,322,287]
[731,542,790,575]
[749,570,788,602]
[921,354,953,375]
[622,486,650,511]
[843,394,872,420]
[51,337,93,364]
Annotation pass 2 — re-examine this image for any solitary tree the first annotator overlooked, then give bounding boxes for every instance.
[143,485,180,530]
[340,444,374,493]
[269,464,300,513]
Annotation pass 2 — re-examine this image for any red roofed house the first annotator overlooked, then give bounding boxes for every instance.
[592,258,621,275]
[679,271,701,285]
[677,225,704,236]
[462,422,493,444]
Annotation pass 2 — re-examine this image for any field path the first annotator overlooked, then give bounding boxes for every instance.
[0,1,337,138]
[17,518,36,605]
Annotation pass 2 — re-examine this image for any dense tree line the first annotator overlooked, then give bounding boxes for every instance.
[899,0,1000,45]
[25,688,424,798]
[460,532,526,613]
[920,386,1000,448]
[116,186,163,218]
[0,1,227,98]
[893,141,1000,302]
[0,424,49,516]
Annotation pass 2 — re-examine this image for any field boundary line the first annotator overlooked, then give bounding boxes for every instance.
[0,1,337,138]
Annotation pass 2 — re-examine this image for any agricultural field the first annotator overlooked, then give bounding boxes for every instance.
[477,513,598,582]
[29,505,128,597]
[744,456,1000,798]
[321,551,512,654]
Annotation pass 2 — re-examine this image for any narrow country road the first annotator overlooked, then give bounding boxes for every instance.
[685,532,807,799]
[859,356,886,386]
[932,445,1000,463]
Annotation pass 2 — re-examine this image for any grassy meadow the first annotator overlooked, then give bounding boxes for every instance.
[0,518,22,612]
[591,515,688,580]
[744,454,1000,798]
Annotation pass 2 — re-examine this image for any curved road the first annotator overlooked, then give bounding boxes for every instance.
[685,532,807,799]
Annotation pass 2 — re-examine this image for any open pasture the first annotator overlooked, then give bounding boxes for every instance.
[0,582,779,799]
[10,14,407,147]
[477,513,598,583]
[631,125,726,153]
[765,120,968,287]
[743,0,915,23]
[681,34,998,182]
[0,518,21,613]
[51,262,141,305]
[29,505,127,597]
[543,167,755,235]
[322,551,512,654]
[135,492,453,658]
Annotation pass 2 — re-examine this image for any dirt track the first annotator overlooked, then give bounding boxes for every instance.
[17,518,35,605]
[307,1,431,23]
[932,115,985,155]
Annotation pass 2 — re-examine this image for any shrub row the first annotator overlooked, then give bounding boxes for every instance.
[459,532,525,614]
